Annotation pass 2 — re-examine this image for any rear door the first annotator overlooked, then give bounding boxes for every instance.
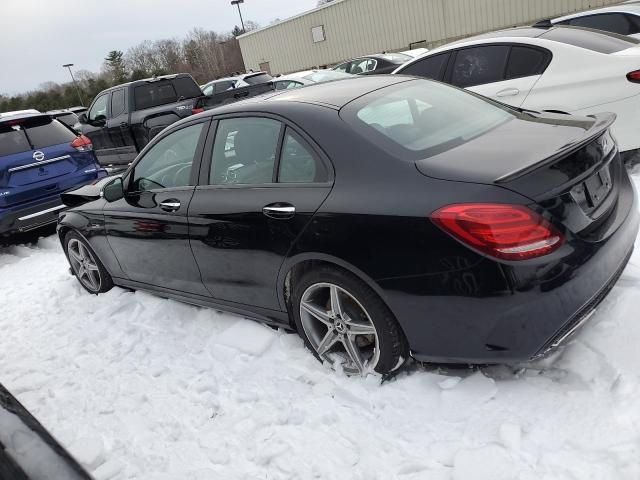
[106,88,137,164]
[189,115,333,310]
[447,44,549,107]
[0,116,96,208]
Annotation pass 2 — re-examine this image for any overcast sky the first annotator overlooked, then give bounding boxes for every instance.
[0,0,318,95]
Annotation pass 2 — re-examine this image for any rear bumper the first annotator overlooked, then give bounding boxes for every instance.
[0,197,67,236]
[0,171,106,237]
[382,173,639,364]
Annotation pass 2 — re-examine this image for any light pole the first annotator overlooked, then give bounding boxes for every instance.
[231,0,246,33]
[62,63,84,107]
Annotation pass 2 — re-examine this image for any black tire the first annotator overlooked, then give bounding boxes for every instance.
[63,231,114,294]
[291,266,408,375]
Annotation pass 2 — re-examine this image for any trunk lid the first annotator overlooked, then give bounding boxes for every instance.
[416,112,623,238]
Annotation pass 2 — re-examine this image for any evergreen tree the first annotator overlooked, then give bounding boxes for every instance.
[104,50,128,83]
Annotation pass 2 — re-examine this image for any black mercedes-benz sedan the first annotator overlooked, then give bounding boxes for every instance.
[57,76,638,376]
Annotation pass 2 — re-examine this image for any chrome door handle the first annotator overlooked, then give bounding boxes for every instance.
[159,199,181,212]
[263,204,295,219]
[496,88,520,97]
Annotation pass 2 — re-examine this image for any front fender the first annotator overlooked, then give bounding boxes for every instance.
[57,204,126,279]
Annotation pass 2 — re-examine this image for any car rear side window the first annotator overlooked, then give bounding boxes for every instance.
[278,128,328,183]
[215,81,236,93]
[506,46,551,79]
[134,81,178,110]
[400,53,450,80]
[541,27,639,53]
[210,117,282,185]
[111,89,126,117]
[568,13,636,36]
[347,80,514,159]
[173,77,203,99]
[451,46,510,87]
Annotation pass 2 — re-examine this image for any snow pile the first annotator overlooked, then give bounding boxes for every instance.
[0,177,639,479]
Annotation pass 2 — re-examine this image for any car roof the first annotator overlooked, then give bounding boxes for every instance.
[103,73,195,92]
[197,76,412,116]
[554,4,640,22]
[421,25,639,54]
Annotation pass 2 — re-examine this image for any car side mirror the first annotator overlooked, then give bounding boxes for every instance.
[102,177,124,202]
[78,113,88,124]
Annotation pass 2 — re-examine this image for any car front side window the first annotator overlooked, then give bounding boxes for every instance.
[88,93,109,122]
[130,123,205,192]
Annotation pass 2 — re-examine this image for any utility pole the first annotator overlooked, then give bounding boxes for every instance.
[62,63,84,107]
[231,0,246,32]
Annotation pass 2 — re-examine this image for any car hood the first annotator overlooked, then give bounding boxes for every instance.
[415,111,615,193]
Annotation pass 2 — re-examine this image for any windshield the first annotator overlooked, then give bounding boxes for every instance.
[345,80,514,159]
[303,70,352,83]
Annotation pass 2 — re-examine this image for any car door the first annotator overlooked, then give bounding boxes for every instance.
[103,119,211,296]
[448,45,548,107]
[189,115,333,311]
[81,92,117,164]
[106,88,137,164]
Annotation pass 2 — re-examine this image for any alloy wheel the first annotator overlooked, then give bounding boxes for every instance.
[67,238,102,292]
[299,282,380,376]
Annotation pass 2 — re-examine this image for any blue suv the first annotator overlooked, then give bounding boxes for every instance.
[0,110,106,239]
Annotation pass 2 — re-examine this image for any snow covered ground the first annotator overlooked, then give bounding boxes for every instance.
[1,175,640,480]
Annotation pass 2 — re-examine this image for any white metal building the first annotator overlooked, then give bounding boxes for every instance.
[238,0,620,74]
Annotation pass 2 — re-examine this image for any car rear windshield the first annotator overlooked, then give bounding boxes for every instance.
[54,113,79,128]
[344,80,514,159]
[243,73,273,85]
[0,117,76,156]
[134,77,201,110]
[541,26,640,53]
[304,70,352,83]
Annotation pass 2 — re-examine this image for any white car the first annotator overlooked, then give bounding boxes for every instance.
[273,70,353,90]
[393,26,640,158]
[550,4,640,39]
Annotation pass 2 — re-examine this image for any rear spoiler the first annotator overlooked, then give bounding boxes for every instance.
[0,113,53,127]
[496,112,616,183]
[532,19,553,28]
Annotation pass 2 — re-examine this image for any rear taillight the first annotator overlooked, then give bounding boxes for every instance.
[192,107,205,115]
[431,203,564,261]
[627,70,640,83]
[71,134,93,152]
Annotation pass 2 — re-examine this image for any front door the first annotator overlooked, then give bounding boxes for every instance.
[104,120,210,295]
[81,92,118,165]
[189,116,332,310]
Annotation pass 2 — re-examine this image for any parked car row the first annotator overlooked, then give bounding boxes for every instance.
[393,25,640,163]
[2,3,639,379]
[58,74,638,376]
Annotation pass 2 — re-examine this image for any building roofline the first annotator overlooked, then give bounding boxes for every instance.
[237,0,348,40]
